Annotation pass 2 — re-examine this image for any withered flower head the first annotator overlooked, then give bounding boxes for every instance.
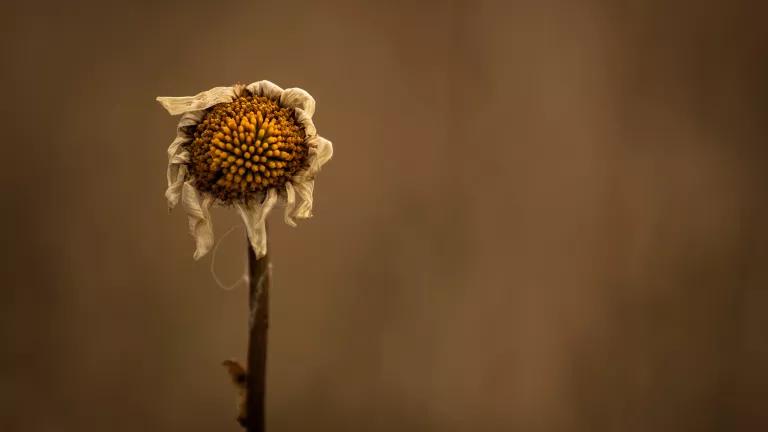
[157,81,333,260]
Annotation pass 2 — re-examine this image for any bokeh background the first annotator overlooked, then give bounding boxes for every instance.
[2,1,767,431]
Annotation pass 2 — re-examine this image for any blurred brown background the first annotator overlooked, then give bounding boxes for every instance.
[2,0,767,431]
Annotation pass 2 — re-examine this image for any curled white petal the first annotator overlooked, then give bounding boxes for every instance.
[294,108,316,138]
[236,188,278,258]
[280,88,316,117]
[170,150,190,165]
[167,112,201,161]
[167,135,190,159]
[232,83,247,97]
[156,87,237,116]
[306,135,333,176]
[182,182,215,260]
[166,149,190,210]
[165,133,190,210]
[165,111,202,210]
[177,110,204,128]
[165,164,187,210]
[291,179,315,219]
[246,80,284,100]
[283,182,297,227]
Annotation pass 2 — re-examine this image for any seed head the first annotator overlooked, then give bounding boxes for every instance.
[186,95,308,204]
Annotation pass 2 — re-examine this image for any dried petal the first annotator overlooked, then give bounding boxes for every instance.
[157,87,238,115]
[246,80,284,101]
[291,179,314,219]
[280,88,316,117]
[294,108,316,138]
[283,182,297,227]
[306,135,333,176]
[236,188,278,258]
[166,159,188,210]
[182,182,215,260]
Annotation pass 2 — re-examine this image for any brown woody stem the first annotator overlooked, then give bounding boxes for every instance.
[244,227,271,432]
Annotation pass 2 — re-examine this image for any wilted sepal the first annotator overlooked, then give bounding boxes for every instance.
[181,181,214,260]
[236,188,278,258]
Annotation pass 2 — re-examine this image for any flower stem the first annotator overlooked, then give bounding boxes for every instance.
[244,226,270,432]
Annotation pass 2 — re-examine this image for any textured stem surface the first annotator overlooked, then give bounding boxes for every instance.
[245,230,270,432]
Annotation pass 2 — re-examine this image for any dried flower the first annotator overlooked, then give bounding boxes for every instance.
[157,81,333,259]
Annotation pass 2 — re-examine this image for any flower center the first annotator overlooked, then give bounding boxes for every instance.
[186,95,308,204]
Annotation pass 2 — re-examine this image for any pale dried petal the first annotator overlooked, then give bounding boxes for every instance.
[170,150,190,165]
[177,110,204,128]
[166,157,188,210]
[156,87,237,115]
[181,181,215,260]
[165,111,201,210]
[232,83,247,97]
[280,88,316,117]
[283,182,297,227]
[306,135,333,176]
[166,133,190,210]
[167,135,190,159]
[246,80,284,101]
[236,188,278,258]
[294,108,316,138]
[291,179,315,219]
